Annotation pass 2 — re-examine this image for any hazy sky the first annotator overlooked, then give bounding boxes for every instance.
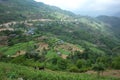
[35,0,120,16]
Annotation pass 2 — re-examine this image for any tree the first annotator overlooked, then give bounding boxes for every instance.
[25,51,39,59]
[57,59,67,70]
[96,56,111,68]
[67,51,82,63]
[68,65,79,72]
[112,56,120,69]
[81,48,90,60]
[76,59,86,69]
[50,57,58,65]
[92,63,105,78]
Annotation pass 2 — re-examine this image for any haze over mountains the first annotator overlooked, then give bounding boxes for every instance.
[35,0,120,17]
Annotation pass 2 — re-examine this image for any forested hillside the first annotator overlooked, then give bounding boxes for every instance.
[0,0,120,80]
[0,0,76,23]
[97,16,120,38]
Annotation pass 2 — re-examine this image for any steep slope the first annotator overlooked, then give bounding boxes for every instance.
[0,0,120,77]
[0,0,120,55]
[97,16,120,39]
[0,0,76,23]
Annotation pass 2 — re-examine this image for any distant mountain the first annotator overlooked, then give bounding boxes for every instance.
[113,12,120,17]
[96,15,120,39]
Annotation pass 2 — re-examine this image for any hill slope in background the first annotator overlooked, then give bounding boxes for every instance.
[97,16,120,38]
[0,0,120,55]
[113,12,120,18]
[0,0,76,23]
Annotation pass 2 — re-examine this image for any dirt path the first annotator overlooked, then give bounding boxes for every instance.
[0,18,79,28]
[0,19,53,32]
[0,19,53,27]
[0,28,14,31]
[86,70,120,78]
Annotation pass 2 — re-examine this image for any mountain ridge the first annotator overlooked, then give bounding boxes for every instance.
[0,0,77,23]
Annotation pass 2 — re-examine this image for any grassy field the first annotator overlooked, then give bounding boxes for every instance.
[0,62,119,80]
[0,41,35,55]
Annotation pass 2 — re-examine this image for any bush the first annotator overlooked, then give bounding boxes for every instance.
[57,59,68,70]
[68,66,79,72]
[46,63,59,71]
[92,63,105,77]
[79,67,89,72]
[11,55,26,64]
[76,59,87,69]
[112,56,120,69]
[92,63,105,72]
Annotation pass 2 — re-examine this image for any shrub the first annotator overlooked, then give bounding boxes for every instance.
[79,67,89,72]
[112,56,120,69]
[57,59,68,70]
[11,55,26,64]
[68,66,79,72]
[92,63,105,77]
[76,59,87,69]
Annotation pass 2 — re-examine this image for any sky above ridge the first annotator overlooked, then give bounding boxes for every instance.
[35,0,120,16]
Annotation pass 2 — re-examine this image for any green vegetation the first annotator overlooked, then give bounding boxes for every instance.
[59,49,70,55]
[0,0,120,79]
[0,41,35,55]
[92,63,105,77]
[46,50,58,58]
[0,0,76,23]
[0,62,119,80]
[112,56,120,69]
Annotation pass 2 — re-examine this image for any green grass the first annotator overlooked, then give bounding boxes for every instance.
[0,41,35,55]
[59,48,70,55]
[46,50,58,58]
[83,41,97,47]
[90,47,105,54]
[0,62,119,80]
[76,45,84,50]
[46,49,70,58]
[82,41,105,54]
